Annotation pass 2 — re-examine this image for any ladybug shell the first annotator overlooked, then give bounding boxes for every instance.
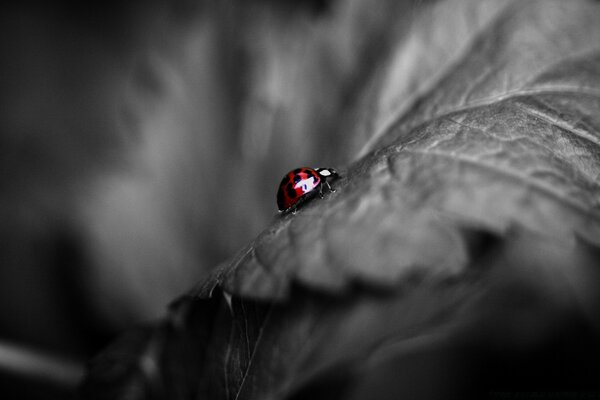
[277,167,322,211]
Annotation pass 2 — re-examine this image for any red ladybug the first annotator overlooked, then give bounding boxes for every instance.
[276,167,339,213]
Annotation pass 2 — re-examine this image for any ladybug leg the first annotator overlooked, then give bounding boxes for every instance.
[318,185,324,199]
[325,181,336,193]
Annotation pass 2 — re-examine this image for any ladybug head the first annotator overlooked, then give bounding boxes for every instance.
[315,167,338,179]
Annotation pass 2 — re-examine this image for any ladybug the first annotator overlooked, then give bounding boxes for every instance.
[276,167,339,213]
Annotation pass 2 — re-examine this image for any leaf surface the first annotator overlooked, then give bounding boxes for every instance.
[196,0,600,300]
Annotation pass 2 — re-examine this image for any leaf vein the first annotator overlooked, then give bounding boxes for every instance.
[361,87,600,161]
[514,101,600,148]
[233,303,274,400]
[400,148,600,219]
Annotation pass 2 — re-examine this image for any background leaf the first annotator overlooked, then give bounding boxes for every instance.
[83,0,600,398]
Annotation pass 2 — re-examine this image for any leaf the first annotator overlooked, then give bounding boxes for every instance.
[82,0,600,398]
[196,0,600,300]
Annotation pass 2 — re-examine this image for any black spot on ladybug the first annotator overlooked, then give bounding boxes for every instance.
[293,174,302,183]
[282,175,291,185]
[294,168,303,174]
[286,183,296,198]
[277,187,285,208]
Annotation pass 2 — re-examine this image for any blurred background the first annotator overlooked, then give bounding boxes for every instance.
[0,0,419,398]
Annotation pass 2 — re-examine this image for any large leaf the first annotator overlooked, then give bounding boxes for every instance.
[198,0,600,300]
[82,0,600,398]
